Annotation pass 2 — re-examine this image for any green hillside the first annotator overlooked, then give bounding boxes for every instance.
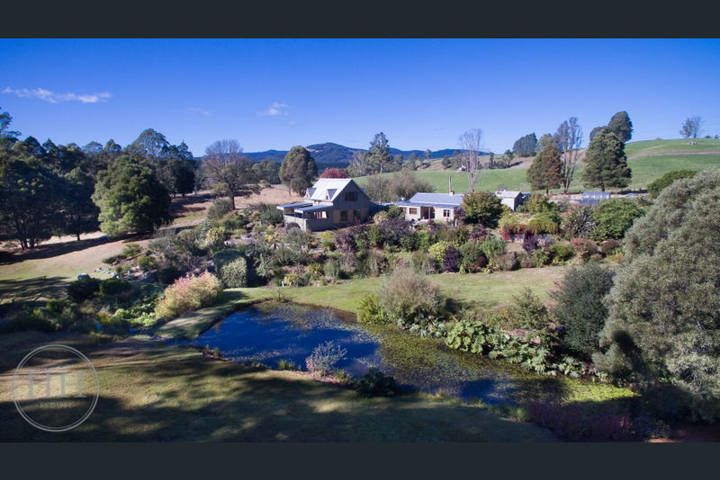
[356,138,720,194]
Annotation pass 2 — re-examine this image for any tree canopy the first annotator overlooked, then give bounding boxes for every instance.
[279,145,318,195]
[607,111,633,142]
[512,133,538,157]
[527,142,562,194]
[582,131,631,191]
[92,156,172,236]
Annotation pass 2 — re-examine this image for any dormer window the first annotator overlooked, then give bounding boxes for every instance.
[326,188,336,200]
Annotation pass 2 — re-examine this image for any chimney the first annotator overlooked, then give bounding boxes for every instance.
[448,175,454,195]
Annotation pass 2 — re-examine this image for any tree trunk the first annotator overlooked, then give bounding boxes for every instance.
[76,233,81,241]
[229,193,236,210]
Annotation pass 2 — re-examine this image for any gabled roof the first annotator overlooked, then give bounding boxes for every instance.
[305,178,356,202]
[408,192,465,207]
[495,190,522,199]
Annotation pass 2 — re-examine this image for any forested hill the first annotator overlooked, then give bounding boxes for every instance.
[242,142,481,165]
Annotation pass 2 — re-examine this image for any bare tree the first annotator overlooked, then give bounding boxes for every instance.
[555,117,583,193]
[458,128,484,192]
[203,139,259,209]
[680,116,703,140]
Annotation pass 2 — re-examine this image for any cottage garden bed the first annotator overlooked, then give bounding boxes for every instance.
[2,192,664,441]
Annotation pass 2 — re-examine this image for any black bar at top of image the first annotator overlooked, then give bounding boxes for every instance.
[1,0,720,37]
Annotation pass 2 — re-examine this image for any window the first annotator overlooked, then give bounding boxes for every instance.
[345,191,358,201]
[340,210,348,222]
[353,209,361,219]
[409,208,418,215]
[443,209,451,218]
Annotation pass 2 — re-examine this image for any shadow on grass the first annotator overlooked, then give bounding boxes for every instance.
[0,342,557,442]
[0,276,68,314]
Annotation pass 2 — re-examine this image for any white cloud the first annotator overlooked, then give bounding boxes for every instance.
[259,101,289,117]
[2,87,111,104]
[187,107,211,116]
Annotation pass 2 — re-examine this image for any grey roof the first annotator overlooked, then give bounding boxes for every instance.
[495,190,522,199]
[408,192,464,207]
[277,201,313,210]
[294,203,333,213]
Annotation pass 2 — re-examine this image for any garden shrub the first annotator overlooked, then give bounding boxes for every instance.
[362,249,388,277]
[354,368,400,397]
[99,278,132,296]
[551,263,614,358]
[468,224,488,242]
[596,170,720,421]
[461,191,504,227]
[206,198,234,222]
[561,206,597,240]
[507,287,550,330]
[154,272,223,319]
[121,243,143,258]
[357,294,387,324]
[136,254,157,271]
[378,267,447,335]
[498,212,526,239]
[523,193,558,215]
[67,277,101,302]
[599,239,621,256]
[319,231,335,251]
[428,241,452,263]
[549,242,575,264]
[323,257,341,280]
[410,250,437,274]
[479,237,506,261]
[157,266,181,285]
[305,340,347,375]
[591,199,645,241]
[495,252,519,271]
[377,218,414,249]
[571,238,599,261]
[256,203,284,225]
[203,226,228,250]
[442,246,460,272]
[218,257,248,287]
[459,241,488,273]
[646,169,697,199]
[386,205,405,219]
[527,213,559,234]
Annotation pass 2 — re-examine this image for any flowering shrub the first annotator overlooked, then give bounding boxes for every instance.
[305,340,347,375]
[154,272,223,319]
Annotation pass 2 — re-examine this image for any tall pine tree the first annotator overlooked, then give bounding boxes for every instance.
[582,131,631,191]
[527,143,563,194]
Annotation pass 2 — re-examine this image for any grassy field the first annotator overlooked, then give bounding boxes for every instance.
[356,138,720,193]
[0,332,556,442]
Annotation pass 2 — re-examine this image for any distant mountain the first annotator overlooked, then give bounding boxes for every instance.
[242,142,486,166]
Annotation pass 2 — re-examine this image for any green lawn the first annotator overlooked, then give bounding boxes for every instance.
[356,138,720,193]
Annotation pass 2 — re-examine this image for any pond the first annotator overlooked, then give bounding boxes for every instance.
[180,302,529,405]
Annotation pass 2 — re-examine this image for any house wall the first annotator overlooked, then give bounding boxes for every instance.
[433,207,456,222]
[500,198,518,211]
[402,206,422,221]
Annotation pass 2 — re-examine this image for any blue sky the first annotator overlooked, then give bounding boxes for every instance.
[1,39,719,156]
